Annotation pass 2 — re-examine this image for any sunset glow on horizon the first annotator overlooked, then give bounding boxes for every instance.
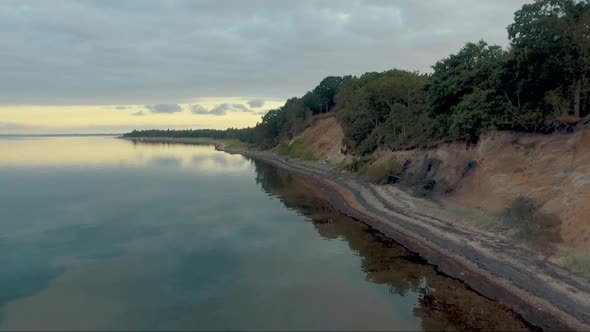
[0,98,285,134]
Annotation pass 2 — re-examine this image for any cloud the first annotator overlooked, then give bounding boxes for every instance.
[247,99,265,108]
[115,106,130,110]
[0,122,36,130]
[209,104,233,116]
[190,103,228,116]
[0,0,531,105]
[144,104,182,114]
[190,104,210,114]
[131,111,145,116]
[191,103,253,116]
[231,103,252,112]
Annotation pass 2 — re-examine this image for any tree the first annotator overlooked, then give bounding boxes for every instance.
[508,0,590,118]
[282,97,313,138]
[427,40,507,117]
[302,76,352,114]
[427,41,511,138]
[448,89,514,138]
[335,70,428,153]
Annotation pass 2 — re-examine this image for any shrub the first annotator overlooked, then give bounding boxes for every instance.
[501,197,562,254]
[275,142,290,156]
[346,156,372,173]
[276,139,316,160]
[363,158,404,184]
[568,254,590,275]
[289,139,315,160]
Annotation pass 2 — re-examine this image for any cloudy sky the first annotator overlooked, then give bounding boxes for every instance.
[0,0,529,134]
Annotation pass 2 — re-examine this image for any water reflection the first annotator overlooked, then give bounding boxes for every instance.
[252,160,529,331]
[0,137,251,173]
[148,156,183,168]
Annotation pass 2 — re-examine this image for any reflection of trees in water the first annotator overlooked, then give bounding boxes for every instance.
[129,140,203,148]
[128,140,250,170]
[191,154,249,169]
[253,161,529,331]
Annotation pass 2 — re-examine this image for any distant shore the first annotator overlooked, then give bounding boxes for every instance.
[1,133,121,137]
[122,136,590,331]
[116,136,214,144]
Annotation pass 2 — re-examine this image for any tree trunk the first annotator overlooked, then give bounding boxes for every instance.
[574,74,582,118]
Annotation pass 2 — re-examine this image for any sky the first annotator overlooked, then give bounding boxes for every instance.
[0,0,530,134]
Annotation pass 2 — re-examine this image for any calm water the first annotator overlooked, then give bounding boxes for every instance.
[0,137,528,331]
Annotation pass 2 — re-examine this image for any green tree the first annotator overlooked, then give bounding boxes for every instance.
[508,0,590,118]
[336,70,428,153]
[302,76,352,114]
[427,40,507,117]
[448,89,514,138]
[427,41,511,138]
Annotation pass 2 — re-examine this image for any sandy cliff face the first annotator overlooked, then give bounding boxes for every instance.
[378,128,590,249]
[297,116,590,249]
[287,115,349,164]
[452,130,590,249]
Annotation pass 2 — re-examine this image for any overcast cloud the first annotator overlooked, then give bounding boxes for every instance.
[231,104,252,112]
[144,103,182,114]
[190,104,210,115]
[196,103,255,116]
[0,0,530,106]
[247,99,265,108]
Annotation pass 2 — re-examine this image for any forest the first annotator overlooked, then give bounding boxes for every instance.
[125,0,590,155]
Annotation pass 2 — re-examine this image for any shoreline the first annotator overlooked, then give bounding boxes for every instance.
[124,136,590,331]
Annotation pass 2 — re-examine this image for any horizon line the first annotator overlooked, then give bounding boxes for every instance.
[0,133,123,137]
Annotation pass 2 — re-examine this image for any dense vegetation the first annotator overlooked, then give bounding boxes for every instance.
[125,0,590,155]
[124,128,255,143]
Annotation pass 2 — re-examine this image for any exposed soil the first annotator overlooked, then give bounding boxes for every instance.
[375,129,590,250]
[282,116,349,164]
